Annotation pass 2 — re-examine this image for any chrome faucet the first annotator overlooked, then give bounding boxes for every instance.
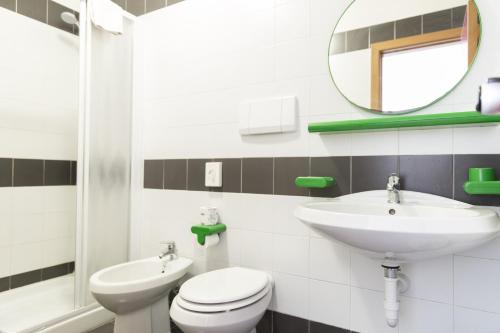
[387,173,401,204]
[159,241,177,261]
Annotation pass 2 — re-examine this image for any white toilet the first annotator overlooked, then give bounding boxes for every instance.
[170,267,273,333]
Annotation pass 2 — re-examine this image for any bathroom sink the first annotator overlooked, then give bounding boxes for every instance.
[295,190,500,263]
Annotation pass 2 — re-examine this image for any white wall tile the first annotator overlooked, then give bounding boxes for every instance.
[275,0,309,43]
[11,242,43,275]
[351,131,399,156]
[271,195,311,237]
[308,130,352,157]
[43,212,75,240]
[401,255,453,304]
[309,279,350,329]
[240,230,273,271]
[0,188,13,214]
[309,237,349,284]
[459,237,500,261]
[4,185,76,274]
[272,234,309,277]
[454,306,500,333]
[309,35,331,76]
[275,39,310,81]
[398,128,453,155]
[0,214,12,247]
[309,75,352,117]
[12,188,44,214]
[11,214,44,245]
[0,247,11,278]
[42,237,75,267]
[271,271,309,318]
[453,126,500,154]
[350,253,384,291]
[454,256,500,313]
[350,287,397,333]
[309,0,350,37]
[219,193,277,232]
[399,297,453,333]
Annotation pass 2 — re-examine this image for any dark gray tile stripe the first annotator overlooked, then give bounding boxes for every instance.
[145,155,500,207]
[95,310,354,333]
[0,158,76,187]
[111,0,184,16]
[332,5,466,55]
[1,0,79,35]
[1,262,74,292]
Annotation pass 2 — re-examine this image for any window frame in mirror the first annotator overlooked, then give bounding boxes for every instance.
[370,27,464,110]
[328,0,482,115]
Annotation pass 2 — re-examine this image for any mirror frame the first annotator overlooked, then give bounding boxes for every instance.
[328,0,482,115]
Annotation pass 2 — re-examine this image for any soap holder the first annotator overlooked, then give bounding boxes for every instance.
[463,168,500,195]
[295,177,335,189]
[191,223,227,246]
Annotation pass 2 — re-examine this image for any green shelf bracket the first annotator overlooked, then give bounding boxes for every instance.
[463,168,500,195]
[191,223,227,246]
[295,177,335,189]
[308,112,500,133]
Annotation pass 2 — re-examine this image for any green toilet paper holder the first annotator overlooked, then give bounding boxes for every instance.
[191,223,227,246]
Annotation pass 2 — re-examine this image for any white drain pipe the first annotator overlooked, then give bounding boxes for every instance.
[383,265,409,328]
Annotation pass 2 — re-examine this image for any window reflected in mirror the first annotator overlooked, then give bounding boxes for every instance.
[329,0,481,114]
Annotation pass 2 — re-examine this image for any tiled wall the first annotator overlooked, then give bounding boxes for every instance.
[0,0,78,34]
[134,0,500,332]
[332,5,467,54]
[0,5,78,289]
[0,159,77,287]
[144,155,500,206]
[111,0,184,16]
[0,261,74,292]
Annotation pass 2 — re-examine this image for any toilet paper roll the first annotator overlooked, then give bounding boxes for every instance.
[203,234,220,248]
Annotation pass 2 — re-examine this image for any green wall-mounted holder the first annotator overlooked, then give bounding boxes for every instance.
[463,168,500,195]
[308,112,500,134]
[191,223,227,245]
[295,177,335,189]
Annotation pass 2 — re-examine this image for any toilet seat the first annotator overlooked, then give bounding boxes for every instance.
[176,282,272,313]
[175,267,273,313]
[170,267,274,333]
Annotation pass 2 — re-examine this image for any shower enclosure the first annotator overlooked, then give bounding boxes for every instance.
[0,0,134,331]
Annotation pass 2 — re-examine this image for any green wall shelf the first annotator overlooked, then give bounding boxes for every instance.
[308,112,500,133]
[463,168,500,195]
[295,177,335,189]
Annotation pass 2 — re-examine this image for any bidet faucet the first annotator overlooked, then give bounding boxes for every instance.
[387,173,400,204]
[159,241,177,261]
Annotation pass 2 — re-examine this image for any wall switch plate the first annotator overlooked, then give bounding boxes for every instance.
[205,162,223,187]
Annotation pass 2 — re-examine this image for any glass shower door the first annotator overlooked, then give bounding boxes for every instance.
[0,0,80,331]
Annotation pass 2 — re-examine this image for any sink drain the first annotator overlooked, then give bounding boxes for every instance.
[388,208,396,215]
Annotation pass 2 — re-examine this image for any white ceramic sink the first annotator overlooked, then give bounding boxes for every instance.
[295,190,500,263]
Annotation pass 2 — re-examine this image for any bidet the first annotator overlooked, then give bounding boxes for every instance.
[90,256,192,333]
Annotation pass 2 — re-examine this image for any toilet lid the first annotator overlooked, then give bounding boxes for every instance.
[176,282,271,313]
[179,267,269,304]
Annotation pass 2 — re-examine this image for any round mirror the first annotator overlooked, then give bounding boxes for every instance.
[329,0,481,114]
